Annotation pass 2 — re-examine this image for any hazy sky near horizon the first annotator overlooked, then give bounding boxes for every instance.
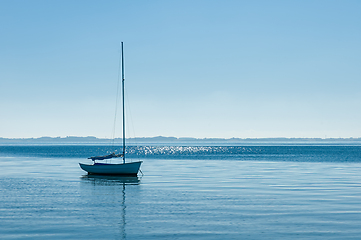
[1,0,361,139]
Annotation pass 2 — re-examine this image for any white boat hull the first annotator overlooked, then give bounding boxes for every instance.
[79,161,142,176]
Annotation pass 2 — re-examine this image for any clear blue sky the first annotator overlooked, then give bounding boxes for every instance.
[1,0,360,139]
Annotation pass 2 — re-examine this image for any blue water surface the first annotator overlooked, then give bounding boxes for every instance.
[1,145,361,239]
[1,145,361,162]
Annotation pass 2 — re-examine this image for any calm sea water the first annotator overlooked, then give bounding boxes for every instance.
[1,145,361,239]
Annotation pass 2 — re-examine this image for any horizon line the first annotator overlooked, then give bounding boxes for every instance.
[1,136,361,141]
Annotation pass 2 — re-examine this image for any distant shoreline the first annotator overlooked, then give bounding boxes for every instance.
[1,136,361,145]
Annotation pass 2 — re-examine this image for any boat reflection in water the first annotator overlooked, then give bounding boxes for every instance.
[81,175,140,239]
[81,175,141,185]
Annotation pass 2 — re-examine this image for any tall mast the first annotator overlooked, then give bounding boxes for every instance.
[121,42,125,164]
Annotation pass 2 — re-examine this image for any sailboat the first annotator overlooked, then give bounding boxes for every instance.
[79,42,142,176]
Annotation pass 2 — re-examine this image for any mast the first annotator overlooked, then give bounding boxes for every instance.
[121,42,125,164]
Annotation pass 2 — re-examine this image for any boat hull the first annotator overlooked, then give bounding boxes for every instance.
[79,161,142,176]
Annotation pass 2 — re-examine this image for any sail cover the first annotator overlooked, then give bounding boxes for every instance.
[88,152,123,161]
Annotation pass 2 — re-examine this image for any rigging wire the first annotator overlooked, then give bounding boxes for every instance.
[111,43,123,149]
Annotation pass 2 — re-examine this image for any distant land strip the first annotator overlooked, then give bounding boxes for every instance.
[1,136,361,145]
